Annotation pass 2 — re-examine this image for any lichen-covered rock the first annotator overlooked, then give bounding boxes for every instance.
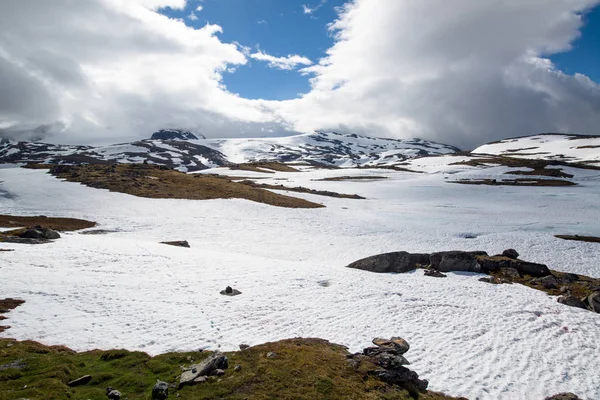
[346,251,430,273]
[179,352,228,388]
[152,380,169,399]
[586,291,600,313]
[557,295,588,310]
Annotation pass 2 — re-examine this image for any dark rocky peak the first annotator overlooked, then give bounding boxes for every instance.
[150,129,205,141]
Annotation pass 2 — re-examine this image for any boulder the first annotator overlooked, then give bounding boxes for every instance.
[239,344,250,350]
[152,381,169,399]
[557,295,588,310]
[346,252,429,273]
[106,387,122,400]
[160,240,190,248]
[499,267,520,279]
[531,275,559,289]
[220,286,242,296]
[179,352,228,388]
[266,352,277,359]
[18,226,60,240]
[479,277,503,284]
[424,269,447,278]
[586,292,600,313]
[502,249,519,259]
[544,393,582,400]
[516,261,550,277]
[430,251,481,273]
[67,375,92,387]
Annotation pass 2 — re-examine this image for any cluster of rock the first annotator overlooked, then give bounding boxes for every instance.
[178,351,229,388]
[348,337,428,394]
[1,226,61,244]
[347,248,600,313]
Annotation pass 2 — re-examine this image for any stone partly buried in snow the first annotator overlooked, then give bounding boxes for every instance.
[220,286,242,296]
[160,240,190,248]
[346,251,429,273]
[179,351,229,388]
[430,251,484,273]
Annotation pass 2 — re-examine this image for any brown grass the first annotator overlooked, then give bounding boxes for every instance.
[0,215,96,231]
[450,178,576,187]
[239,181,365,199]
[314,176,389,182]
[48,164,324,209]
[555,235,600,244]
[0,298,25,333]
[229,162,301,173]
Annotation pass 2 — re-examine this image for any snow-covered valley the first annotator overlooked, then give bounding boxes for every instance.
[1,149,600,399]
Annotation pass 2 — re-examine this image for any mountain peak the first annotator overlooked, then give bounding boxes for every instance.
[150,129,205,141]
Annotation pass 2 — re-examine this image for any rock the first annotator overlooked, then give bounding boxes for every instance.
[179,352,228,388]
[160,240,190,248]
[266,352,277,359]
[544,393,582,400]
[239,344,250,350]
[586,291,600,313]
[502,249,519,259]
[557,295,588,310]
[150,129,201,141]
[375,367,429,392]
[346,251,430,273]
[499,267,520,279]
[430,251,481,273]
[152,380,169,399]
[234,364,242,372]
[106,387,122,400]
[213,369,225,376]
[515,261,550,277]
[192,376,207,384]
[18,226,61,240]
[220,286,242,296]
[424,269,447,278]
[531,275,559,289]
[0,236,50,245]
[67,375,92,387]
[479,277,503,284]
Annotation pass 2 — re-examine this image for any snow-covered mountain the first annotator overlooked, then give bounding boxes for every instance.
[473,133,600,166]
[150,129,205,141]
[0,131,460,171]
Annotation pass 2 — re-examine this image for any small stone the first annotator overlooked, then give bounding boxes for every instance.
[479,277,502,284]
[544,393,582,400]
[106,387,122,400]
[152,380,169,400]
[213,369,225,376]
[424,269,447,278]
[239,344,250,350]
[502,249,519,259]
[68,375,92,387]
[160,240,190,248]
[220,286,242,296]
[234,364,242,372]
[266,352,277,359]
[192,376,207,384]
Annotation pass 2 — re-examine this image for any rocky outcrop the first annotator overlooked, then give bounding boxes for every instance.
[179,352,228,388]
[18,226,61,240]
[544,393,582,400]
[356,337,428,393]
[502,248,519,259]
[150,129,202,141]
[346,252,429,273]
[430,251,483,273]
[220,286,242,296]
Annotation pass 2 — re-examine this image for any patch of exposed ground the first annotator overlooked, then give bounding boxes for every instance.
[239,180,365,199]
[554,235,600,244]
[0,215,96,231]
[450,178,576,187]
[313,176,389,182]
[47,164,324,209]
[456,155,600,171]
[229,162,301,173]
[0,338,463,400]
[0,299,25,333]
[357,165,423,173]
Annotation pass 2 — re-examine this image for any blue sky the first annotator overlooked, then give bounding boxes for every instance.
[161,0,349,100]
[161,1,600,100]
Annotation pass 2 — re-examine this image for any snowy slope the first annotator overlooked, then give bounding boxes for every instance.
[1,163,600,400]
[473,134,600,166]
[0,131,459,170]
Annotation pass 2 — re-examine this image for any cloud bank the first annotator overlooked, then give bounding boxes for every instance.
[1,0,600,148]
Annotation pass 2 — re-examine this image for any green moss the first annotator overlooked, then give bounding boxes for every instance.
[0,338,464,400]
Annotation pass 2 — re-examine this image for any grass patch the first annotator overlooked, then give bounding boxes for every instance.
[555,235,600,244]
[47,164,324,209]
[0,215,96,231]
[239,181,365,199]
[229,162,301,173]
[0,338,463,400]
[450,178,575,187]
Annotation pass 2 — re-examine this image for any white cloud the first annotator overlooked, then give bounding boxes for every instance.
[303,0,327,15]
[1,0,600,148]
[250,51,313,71]
[187,12,198,21]
[275,0,600,148]
[196,5,203,12]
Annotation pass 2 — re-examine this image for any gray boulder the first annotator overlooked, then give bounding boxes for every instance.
[544,393,582,400]
[502,249,519,259]
[18,226,60,240]
[430,251,481,273]
[531,275,559,289]
[179,352,228,388]
[220,286,242,296]
[557,295,588,310]
[152,381,169,399]
[106,387,122,400]
[586,292,600,313]
[346,252,429,273]
[516,261,550,277]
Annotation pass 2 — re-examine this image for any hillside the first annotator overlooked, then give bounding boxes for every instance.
[472,134,600,166]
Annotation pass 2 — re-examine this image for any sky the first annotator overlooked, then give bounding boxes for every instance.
[1,0,600,149]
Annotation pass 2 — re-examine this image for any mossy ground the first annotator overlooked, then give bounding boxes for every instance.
[0,338,463,400]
